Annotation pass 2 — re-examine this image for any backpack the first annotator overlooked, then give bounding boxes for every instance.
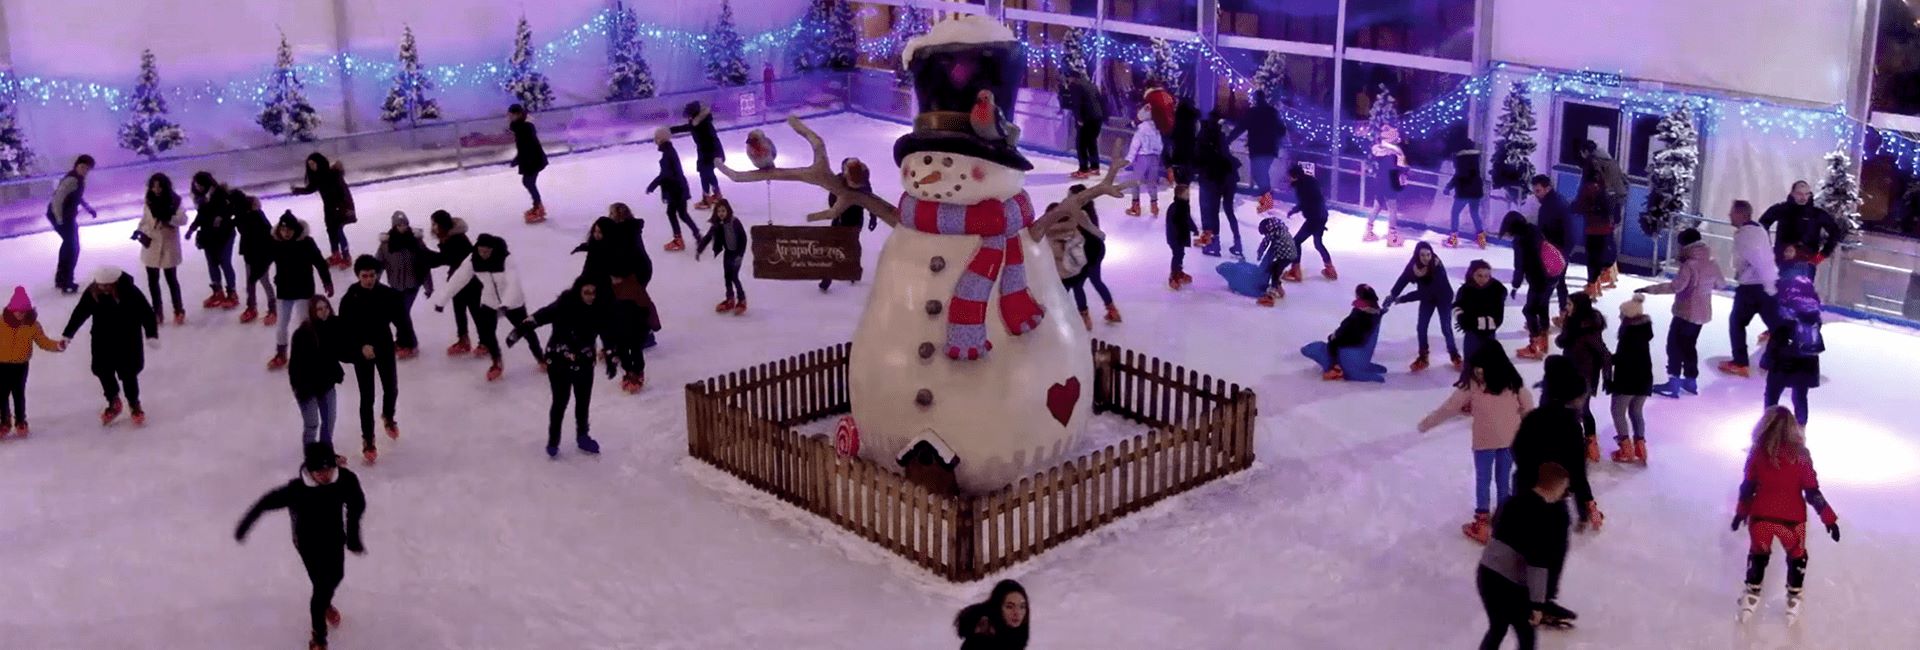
[1540,240,1567,278]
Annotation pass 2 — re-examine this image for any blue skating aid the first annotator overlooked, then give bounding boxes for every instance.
[1300,325,1388,382]
[1216,261,1272,298]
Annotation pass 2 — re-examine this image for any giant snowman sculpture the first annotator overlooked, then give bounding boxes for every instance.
[722,16,1129,493]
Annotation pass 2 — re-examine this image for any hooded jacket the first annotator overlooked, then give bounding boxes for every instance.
[1229,101,1285,157]
[1607,316,1655,396]
[186,183,237,250]
[269,217,334,300]
[291,153,357,228]
[1732,220,1778,292]
[235,200,276,265]
[1445,148,1485,200]
[1587,148,1627,199]
[434,234,525,310]
[376,227,434,293]
[1534,188,1574,252]
[669,107,724,160]
[1193,117,1241,184]
[62,273,158,373]
[1640,241,1725,324]
[288,312,348,399]
[1555,309,1611,394]
[1287,173,1330,234]
[234,465,366,555]
[1,305,62,364]
[1061,75,1105,123]
[647,142,692,203]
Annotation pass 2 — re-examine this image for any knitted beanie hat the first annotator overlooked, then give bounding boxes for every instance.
[92,266,123,285]
[1620,294,1646,319]
[5,286,30,312]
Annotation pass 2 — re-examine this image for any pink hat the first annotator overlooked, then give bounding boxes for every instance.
[5,286,30,312]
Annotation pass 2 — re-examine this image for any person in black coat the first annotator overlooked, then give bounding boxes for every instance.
[1475,461,1573,649]
[288,297,348,452]
[1061,73,1106,177]
[1194,108,1243,257]
[1514,356,1599,529]
[509,277,617,457]
[1283,164,1336,281]
[1385,242,1458,370]
[1529,175,1573,314]
[61,267,159,424]
[1164,183,1198,289]
[1454,259,1507,363]
[1605,295,1655,462]
[290,153,357,266]
[954,579,1030,650]
[670,101,726,208]
[234,443,367,650]
[233,191,279,323]
[1226,90,1286,204]
[1554,293,1610,456]
[575,214,654,392]
[267,213,336,370]
[820,159,872,292]
[1167,96,1200,184]
[697,199,750,314]
[1759,181,1846,278]
[428,211,483,355]
[1501,210,1562,360]
[186,172,239,307]
[1065,184,1119,325]
[1444,140,1488,246]
[1321,285,1384,380]
[647,128,703,250]
[507,104,550,221]
[338,256,406,462]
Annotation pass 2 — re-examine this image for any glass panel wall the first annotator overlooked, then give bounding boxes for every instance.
[1344,0,1477,61]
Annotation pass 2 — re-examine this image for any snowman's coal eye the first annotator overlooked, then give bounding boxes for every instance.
[923,155,933,165]
[942,157,953,167]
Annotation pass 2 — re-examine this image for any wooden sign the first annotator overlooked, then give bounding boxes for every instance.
[750,225,863,281]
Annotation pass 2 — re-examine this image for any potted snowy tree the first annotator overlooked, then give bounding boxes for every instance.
[380,26,442,129]
[705,0,750,87]
[119,50,187,160]
[0,88,37,180]
[503,17,555,112]
[258,34,321,144]
[606,1,656,102]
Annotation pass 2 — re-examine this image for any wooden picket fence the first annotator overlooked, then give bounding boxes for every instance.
[685,340,1257,581]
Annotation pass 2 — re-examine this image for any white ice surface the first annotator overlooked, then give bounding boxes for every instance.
[3,113,1919,649]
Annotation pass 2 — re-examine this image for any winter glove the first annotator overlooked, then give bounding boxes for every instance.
[1730,514,1746,531]
[1826,522,1841,542]
[868,216,878,232]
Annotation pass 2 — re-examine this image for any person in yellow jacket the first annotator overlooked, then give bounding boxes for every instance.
[1,286,67,437]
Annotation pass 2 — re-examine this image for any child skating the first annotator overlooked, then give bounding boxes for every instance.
[1,286,67,437]
[1419,345,1533,544]
[1732,406,1840,623]
[1554,293,1610,462]
[1318,284,1383,381]
[1605,295,1654,463]
[266,214,336,371]
[1384,242,1459,371]
[1364,127,1408,246]
[696,199,750,315]
[1253,216,1297,306]
[1475,461,1573,650]
[1124,107,1164,217]
[234,191,279,325]
[1064,185,1119,326]
[1762,272,1824,426]
[1165,183,1197,289]
[1637,228,1724,398]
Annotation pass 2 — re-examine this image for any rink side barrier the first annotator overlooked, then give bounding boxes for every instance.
[0,74,856,241]
[684,340,1258,582]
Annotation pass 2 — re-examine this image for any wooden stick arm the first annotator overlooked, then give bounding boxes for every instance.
[1030,143,1135,241]
[717,116,901,227]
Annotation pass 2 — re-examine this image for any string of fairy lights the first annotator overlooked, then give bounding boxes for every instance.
[10,7,1920,170]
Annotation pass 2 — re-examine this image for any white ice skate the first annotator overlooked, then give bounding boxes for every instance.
[1736,588,1761,622]
[1783,588,1803,625]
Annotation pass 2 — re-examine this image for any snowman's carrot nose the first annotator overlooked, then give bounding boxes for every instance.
[917,170,944,185]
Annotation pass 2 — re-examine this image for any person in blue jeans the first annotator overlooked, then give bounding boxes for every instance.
[287,297,346,450]
[46,155,98,294]
[1226,90,1285,210]
[1419,344,1533,545]
[1385,241,1460,371]
[1443,140,1487,248]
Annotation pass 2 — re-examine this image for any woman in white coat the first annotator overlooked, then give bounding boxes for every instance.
[432,233,540,381]
[136,173,189,324]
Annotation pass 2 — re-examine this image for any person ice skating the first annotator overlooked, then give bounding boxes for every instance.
[433,233,541,381]
[1554,293,1610,461]
[1475,461,1574,650]
[45,154,97,294]
[135,173,189,325]
[1061,71,1105,179]
[1516,355,1601,534]
[1194,109,1243,258]
[1530,175,1574,316]
[508,277,619,457]
[1762,271,1824,426]
[670,101,726,209]
[1605,295,1655,463]
[1443,138,1488,249]
[1501,211,1567,360]
[1637,228,1724,398]
[1732,406,1839,623]
[1385,242,1460,371]
[1319,284,1384,381]
[1252,216,1297,306]
[266,213,336,371]
[1453,260,1507,363]
[1723,200,1779,377]
[575,211,657,392]
[1282,164,1336,282]
[287,297,345,453]
[1577,140,1627,292]
[427,210,482,357]
[339,256,406,463]
[1064,185,1119,326]
[1419,344,1533,544]
[1227,89,1286,212]
[373,212,432,359]
[820,159,873,292]
[234,191,279,325]
[1,287,66,438]
[507,103,550,223]
[1124,107,1165,217]
[955,579,1030,650]
[647,128,702,251]
[234,442,366,650]
[61,267,159,426]
[1167,96,1200,186]
[1364,127,1408,246]
[1164,183,1197,289]
[696,199,750,315]
[290,153,358,269]
[1759,181,1844,279]
[186,172,239,310]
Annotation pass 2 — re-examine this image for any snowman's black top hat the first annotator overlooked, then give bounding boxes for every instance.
[894,35,1033,172]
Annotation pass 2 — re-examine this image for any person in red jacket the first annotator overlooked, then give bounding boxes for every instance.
[1732,405,1840,622]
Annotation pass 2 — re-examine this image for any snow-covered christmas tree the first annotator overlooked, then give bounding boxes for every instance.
[606,1,656,101]
[705,0,750,87]
[1365,83,1400,142]
[790,0,832,72]
[503,16,555,111]
[118,50,187,160]
[891,6,932,87]
[1639,103,1700,236]
[1149,39,1181,92]
[828,0,858,71]
[381,26,442,127]
[1062,28,1092,81]
[1249,51,1286,97]
[1492,80,1538,189]
[0,89,35,179]
[1817,149,1865,247]
[258,34,321,143]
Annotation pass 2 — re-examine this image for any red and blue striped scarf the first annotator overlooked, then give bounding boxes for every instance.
[899,191,1044,360]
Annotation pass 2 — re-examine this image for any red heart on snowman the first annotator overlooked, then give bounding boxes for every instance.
[1046,377,1081,427]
